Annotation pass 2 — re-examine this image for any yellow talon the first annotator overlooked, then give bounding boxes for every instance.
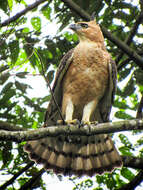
[57,119,80,125]
[57,120,65,125]
[65,119,80,125]
[81,121,98,126]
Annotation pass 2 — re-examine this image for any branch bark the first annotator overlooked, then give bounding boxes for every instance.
[122,156,143,170]
[61,0,143,69]
[0,119,143,142]
[136,95,143,119]
[0,120,26,131]
[0,0,47,27]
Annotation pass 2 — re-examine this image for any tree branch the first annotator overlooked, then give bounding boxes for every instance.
[61,0,143,69]
[61,0,90,20]
[100,25,143,69]
[118,170,143,190]
[119,84,143,190]
[136,95,143,119]
[19,168,45,190]
[0,120,26,131]
[117,58,131,71]
[0,119,143,142]
[116,12,143,64]
[122,156,143,170]
[0,0,47,27]
[0,162,34,190]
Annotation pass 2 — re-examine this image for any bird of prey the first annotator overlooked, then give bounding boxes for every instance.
[24,20,122,176]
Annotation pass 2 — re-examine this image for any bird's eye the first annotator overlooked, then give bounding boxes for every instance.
[80,23,88,28]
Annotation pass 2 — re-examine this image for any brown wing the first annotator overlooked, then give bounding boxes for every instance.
[44,49,74,126]
[98,58,117,122]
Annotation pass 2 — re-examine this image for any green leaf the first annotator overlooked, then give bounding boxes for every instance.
[46,70,54,84]
[0,73,10,85]
[16,72,29,78]
[114,99,129,109]
[15,0,26,5]
[119,146,133,156]
[136,137,143,146]
[106,175,116,189]
[85,179,93,187]
[115,111,133,119]
[1,141,13,168]
[0,0,8,13]
[41,6,51,20]
[14,49,28,66]
[122,78,135,97]
[15,81,28,93]
[96,175,104,184]
[115,173,126,188]
[1,82,13,94]
[8,0,13,11]
[9,40,19,63]
[31,17,41,31]
[32,121,38,129]
[23,44,39,68]
[0,65,9,73]
[134,69,143,85]
[22,27,30,33]
[0,89,16,103]
[118,68,131,81]
[119,134,132,148]
[121,167,135,181]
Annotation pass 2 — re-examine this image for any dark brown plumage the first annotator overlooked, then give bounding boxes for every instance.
[24,20,122,176]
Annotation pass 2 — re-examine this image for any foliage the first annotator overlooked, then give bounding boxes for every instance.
[0,0,143,189]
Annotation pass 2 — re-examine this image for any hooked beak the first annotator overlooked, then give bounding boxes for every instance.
[69,24,81,31]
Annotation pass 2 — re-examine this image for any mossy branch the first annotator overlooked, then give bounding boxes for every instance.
[0,119,143,143]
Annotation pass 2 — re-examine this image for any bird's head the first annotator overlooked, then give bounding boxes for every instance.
[69,20,104,43]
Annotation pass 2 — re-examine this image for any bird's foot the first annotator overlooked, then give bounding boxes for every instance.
[57,119,80,125]
[65,119,80,125]
[80,120,98,126]
[57,119,65,125]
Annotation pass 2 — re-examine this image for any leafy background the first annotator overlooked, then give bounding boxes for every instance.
[0,0,143,189]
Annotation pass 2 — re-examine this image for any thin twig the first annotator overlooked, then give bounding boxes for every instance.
[117,58,131,71]
[118,170,143,190]
[19,168,45,190]
[1,43,35,74]
[116,12,143,64]
[0,0,47,27]
[0,162,34,190]
[33,47,65,123]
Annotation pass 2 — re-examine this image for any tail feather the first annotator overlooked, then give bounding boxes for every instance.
[105,137,121,164]
[74,157,83,170]
[48,152,58,165]
[85,158,93,171]
[90,156,101,170]
[24,134,122,176]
